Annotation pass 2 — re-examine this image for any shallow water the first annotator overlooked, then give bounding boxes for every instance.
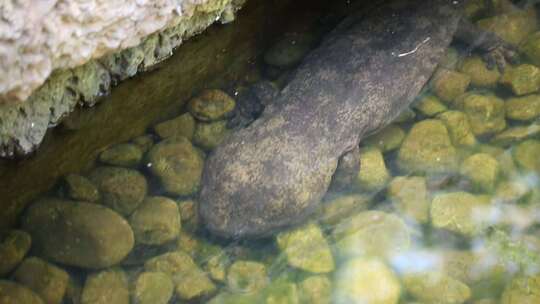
[2,1,540,304]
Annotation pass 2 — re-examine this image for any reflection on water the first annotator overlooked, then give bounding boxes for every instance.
[2,1,540,303]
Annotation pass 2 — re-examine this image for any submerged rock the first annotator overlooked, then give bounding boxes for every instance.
[61,174,99,202]
[89,166,147,216]
[438,110,477,147]
[333,258,401,304]
[363,125,405,152]
[523,31,540,66]
[318,194,370,226]
[299,276,331,304]
[387,176,430,223]
[477,9,537,45]
[0,230,31,277]
[460,93,506,136]
[491,123,540,146]
[144,251,215,300]
[188,89,235,122]
[333,211,410,259]
[513,139,540,172]
[21,198,134,269]
[153,113,196,140]
[414,95,447,117]
[500,64,540,96]
[81,268,129,304]
[402,272,471,304]
[192,120,230,151]
[459,55,500,87]
[99,143,143,167]
[131,135,155,154]
[500,274,540,304]
[226,261,268,293]
[276,223,334,274]
[128,196,181,245]
[432,68,471,103]
[356,147,390,192]
[397,119,458,173]
[505,94,540,121]
[146,136,204,196]
[132,272,174,304]
[0,280,44,304]
[264,33,315,68]
[460,153,500,192]
[430,192,490,236]
[13,257,69,304]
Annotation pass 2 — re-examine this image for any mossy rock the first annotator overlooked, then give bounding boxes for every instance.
[146,136,204,196]
[132,272,174,304]
[438,110,477,147]
[513,139,540,172]
[99,143,143,167]
[356,147,390,192]
[61,174,100,202]
[505,94,540,121]
[318,194,370,226]
[460,153,500,193]
[432,68,471,103]
[188,89,236,122]
[500,274,540,304]
[153,113,196,140]
[459,55,500,87]
[477,9,537,45]
[13,257,69,304]
[363,125,405,152]
[131,135,155,154]
[276,223,334,274]
[81,268,129,304]
[0,230,31,277]
[192,120,230,151]
[522,31,540,66]
[128,196,181,245]
[430,192,491,236]
[397,119,458,173]
[491,123,540,146]
[460,93,506,137]
[387,176,429,223]
[0,280,44,304]
[226,260,268,293]
[402,272,471,304]
[299,275,331,304]
[500,64,540,96]
[264,33,315,68]
[413,95,447,117]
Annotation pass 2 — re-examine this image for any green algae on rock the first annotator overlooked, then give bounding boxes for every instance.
[459,56,500,87]
[128,196,181,246]
[402,271,471,304]
[13,257,69,304]
[89,166,147,216]
[227,260,268,293]
[430,192,491,236]
[333,211,410,259]
[153,113,196,140]
[146,136,204,196]
[0,280,44,304]
[522,31,540,66]
[505,94,540,121]
[318,194,370,226]
[363,125,406,152]
[513,139,540,172]
[131,135,155,154]
[61,174,100,202]
[188,89,236,122]
[21,199,134,269]
[276,223,334,274]
[98,143,143,167]
[477,8,537,45]
[264,33,315,68]
[132,272,174,304]
[460,153,500,192]
[144,251,215,300]
[500,274,540,304]
[193,120,231,151]
[299,275,331,304]
[432,68,471,103]
[397,119,458,173]
[438,110,477,147]
[414,95,448,117]
[356,147,390,192]
[500,64,540,96]
[491,123,540,146]
[81,268,129,304]
[333,258,401,304]
[460,93,506,137]
[387,176,430,223]
[0,230,31,277]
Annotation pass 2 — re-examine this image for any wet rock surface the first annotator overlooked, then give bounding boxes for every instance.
[128,196,181,246]
[0,230,31,277]
[0,280,44,304]
[13,257,69,304]
[132,272,174,304]
[81,268,129,304]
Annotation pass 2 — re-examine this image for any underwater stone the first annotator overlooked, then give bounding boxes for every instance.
[132,272,174,304]
[153,113,196,140]
[318,194,370,226]
[13,257,69,304]
[21,198,134,269]
[459,55,500,87]
[438,110,477,147]
[205,253,228,283]
[413,95,448,117]
[227,260,268,293]
[146,136,204,196]
[460,153,500,192]
[98,143,143,167]
[505,94,540,121]
[62,174,99,202]
[387,176,430,223]
[264,280,299,304]
[477,9,537,45]
[495,180,532,204]
[460,93,506,136]
[81,268,129,304]
[276,223,334,274]
[513,139,540,172]
[430,192,491,236]
[491,123,540,146]
[397,119,458,173]
[500,64,540,96]
[363,124,405,152]
[333,211,410,259]
[89,166,147,216]
[500,274,540,304]
[334,258,400,304]
[402,272,471,304]
[177,199,199,232]
[264,33,315,68]
[393,107,416,123]
[144,251,215,300]
[188,89,236,122]
[356,147,390,192]
[0,230,31,277]
[432,68,471,103]
[193,120,230,151]
[68,61,111,106]
[299,275,331,304]
[131,135,155,154]
[128,196,181,246]
[0,280,44,304]
[522,31,540,66]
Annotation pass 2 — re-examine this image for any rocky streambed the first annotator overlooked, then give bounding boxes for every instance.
[2,1,540,304]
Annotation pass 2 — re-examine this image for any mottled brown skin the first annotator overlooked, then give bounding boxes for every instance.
[199,0,464,238]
